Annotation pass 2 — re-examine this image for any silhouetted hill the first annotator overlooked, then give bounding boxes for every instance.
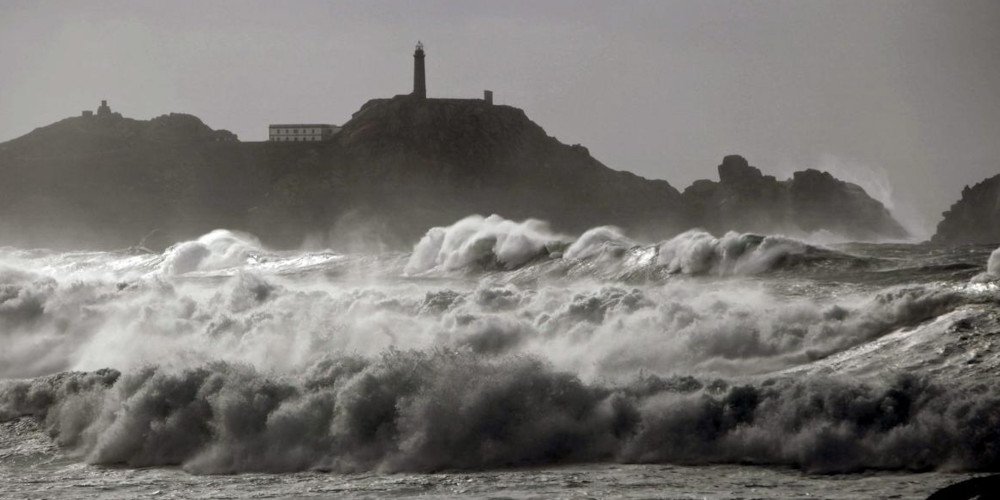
[932,174,1000,244]
[0,98,905,250]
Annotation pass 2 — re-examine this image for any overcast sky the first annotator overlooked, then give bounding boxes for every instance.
[2,0,998,237]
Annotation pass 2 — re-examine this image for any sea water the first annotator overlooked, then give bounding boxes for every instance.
[2,215,998,498]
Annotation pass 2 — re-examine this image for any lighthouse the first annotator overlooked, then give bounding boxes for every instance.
[413,41,426,99]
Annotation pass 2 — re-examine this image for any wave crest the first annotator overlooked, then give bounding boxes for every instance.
[3,355,999,474]
[405,215,866,278]
[162,230,264,275]
[405,215,569,274]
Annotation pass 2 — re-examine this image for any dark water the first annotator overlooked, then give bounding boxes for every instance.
[2,215,999,498]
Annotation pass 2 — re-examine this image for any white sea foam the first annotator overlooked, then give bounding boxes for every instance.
[1,216,997,475]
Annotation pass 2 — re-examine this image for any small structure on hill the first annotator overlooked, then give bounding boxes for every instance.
[413,41,426,99]
[273,43,497,136]
[82,100,120,119]
[268,124,340,142]
[410,42,492,105]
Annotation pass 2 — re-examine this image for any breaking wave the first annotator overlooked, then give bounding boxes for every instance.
[2,215,1000,475]
[162,229,264,275]
[405,214,870,279]
[405,215,569,273]
[971,245,1000,283]
[2,354,999,474]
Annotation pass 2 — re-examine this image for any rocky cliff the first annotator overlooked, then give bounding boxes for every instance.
[932,174,1000,244]
[0,97,905,250]
[328,97,692,242]
[683,155,907,240]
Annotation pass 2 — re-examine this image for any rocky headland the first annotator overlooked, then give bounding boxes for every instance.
[932,174,1000,245]
[0,97,906,250]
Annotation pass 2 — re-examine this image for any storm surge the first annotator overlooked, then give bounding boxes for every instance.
[2,216,999,475]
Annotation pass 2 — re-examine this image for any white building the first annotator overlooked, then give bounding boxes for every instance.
[268,124,340,142]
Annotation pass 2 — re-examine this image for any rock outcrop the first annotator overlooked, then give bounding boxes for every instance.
[932,174,1000,245]
[682,155,907,240]
[0,98,906,250]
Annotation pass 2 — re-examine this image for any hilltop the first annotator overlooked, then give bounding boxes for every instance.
[0,98,905,250]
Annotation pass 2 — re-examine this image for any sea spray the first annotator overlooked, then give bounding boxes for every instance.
[2,216,998,476]
[0,255,976,381]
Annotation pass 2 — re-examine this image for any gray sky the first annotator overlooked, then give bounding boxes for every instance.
[2,0,998,238]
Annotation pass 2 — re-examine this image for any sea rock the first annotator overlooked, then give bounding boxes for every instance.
[682,155,907,240]
[717,154,764,184]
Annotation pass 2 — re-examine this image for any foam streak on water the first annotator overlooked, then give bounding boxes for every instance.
[1,216,999,497]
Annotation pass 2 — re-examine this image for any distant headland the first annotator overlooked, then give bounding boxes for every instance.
[0,43,908,250]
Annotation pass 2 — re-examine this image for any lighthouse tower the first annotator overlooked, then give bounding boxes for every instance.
[413,41,426,99]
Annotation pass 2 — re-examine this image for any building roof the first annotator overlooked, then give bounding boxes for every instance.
[268,124,338,129]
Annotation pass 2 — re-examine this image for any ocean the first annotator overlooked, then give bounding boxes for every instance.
[2,215,998,498]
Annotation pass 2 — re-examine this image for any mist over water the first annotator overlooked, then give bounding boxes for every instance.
[2,215,1000,481]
